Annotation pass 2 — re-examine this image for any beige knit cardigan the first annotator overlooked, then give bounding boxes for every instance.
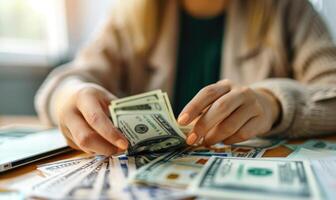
[35,0,336,139]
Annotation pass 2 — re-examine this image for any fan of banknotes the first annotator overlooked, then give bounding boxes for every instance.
[29,142,333,200]
[13,90,336,199]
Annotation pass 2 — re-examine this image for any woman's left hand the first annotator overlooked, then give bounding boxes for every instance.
[177,79,281,146]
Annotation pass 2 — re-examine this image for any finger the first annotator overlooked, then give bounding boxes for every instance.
[97,91,115,116]
[59,122,74,141]
[178,80,231,125]
[192,89,245,140]
[223,117,262,144]
[203,104,257,146]
[59,118,95,154]
[76,94,128,150]
[63,132,80,150]
[59,119,81,150]
[65,111,119,156]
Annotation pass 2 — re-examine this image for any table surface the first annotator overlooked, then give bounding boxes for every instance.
[0,115,335,191]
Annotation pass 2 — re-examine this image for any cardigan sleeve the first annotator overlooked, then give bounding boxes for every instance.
[251,0,336,138]
[35,12,128,126]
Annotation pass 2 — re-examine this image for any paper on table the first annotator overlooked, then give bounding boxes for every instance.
[287,147,336,159]
[311,158,336,200]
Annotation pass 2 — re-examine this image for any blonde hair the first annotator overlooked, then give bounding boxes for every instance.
[115,0,275,56]
[113,0,165,56]
[245,0,276,50]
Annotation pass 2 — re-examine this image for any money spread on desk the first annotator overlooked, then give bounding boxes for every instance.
[3,90,335,199]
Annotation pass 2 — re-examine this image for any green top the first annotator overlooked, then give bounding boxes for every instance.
[173,9,225,116]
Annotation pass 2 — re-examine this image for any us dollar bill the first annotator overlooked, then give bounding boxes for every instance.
[100,156,193,200]
[111,90,162,108]
[128,143,232,169]
[37,157,93,176]
[300,140,336,151]
[287,147,336,159]
[188,157,322,200]
[130,152,168,169]
[97,157,135,200]
[30,157,104,199]
[109,90,186,155]
[112,155,191,200]
[66,161,105,199]
[111,91,175,125]
[113,102,164,113]
[231,146,266,158]
[130,148,230,188]
[310,158,336,200]
[286,140,336,157]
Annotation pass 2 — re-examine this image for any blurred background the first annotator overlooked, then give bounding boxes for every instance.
[0,0,335,115]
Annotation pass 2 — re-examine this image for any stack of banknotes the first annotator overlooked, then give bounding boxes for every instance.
[23,90,336,199]
[109,90,189,155]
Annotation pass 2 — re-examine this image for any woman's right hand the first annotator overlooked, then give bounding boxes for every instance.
[57,83,128,156]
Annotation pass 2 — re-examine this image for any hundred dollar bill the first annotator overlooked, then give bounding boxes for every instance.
[96,157,189,200]
[189,145,232,157]
[129,144,232,169]
[286,140,336,156]
[113,102,164,113]
[111,90,162,107]
[188,157,322,200]
[285,140,336,151]
[130,152,168,169]
[310,158,336,200]
[37,157,93,176]
[66,161,105,199]
[161,92,177,123]
[111,91,176,125]
[112,155,191,200]
[95,158,114,199]
[287,147,336,159]
[130,148,230,188]
[232,146,266,158]
[300,140,336,152]
[116,155,130,177]
[30,157,104,199]
[110,90,186,155]
[94,158,130,200]
[162,92,194,133]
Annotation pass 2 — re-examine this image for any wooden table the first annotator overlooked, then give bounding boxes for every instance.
[0,116,335,192]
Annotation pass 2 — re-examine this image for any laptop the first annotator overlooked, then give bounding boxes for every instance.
[0,127,71,172]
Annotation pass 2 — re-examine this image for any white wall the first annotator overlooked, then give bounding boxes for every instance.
[314,0,336,40]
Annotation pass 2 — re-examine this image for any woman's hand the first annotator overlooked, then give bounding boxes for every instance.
[177,79,281,146]
[57,83,128,156]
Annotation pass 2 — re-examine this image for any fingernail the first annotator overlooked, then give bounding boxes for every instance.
[178,113,190,125]
[187,132,198,145]
[116,139,128,150]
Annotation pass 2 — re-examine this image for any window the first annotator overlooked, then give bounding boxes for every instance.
[309,0,323,11]
[0,0,68,67]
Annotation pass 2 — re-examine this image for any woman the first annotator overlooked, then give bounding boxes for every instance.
[35,0,336,155]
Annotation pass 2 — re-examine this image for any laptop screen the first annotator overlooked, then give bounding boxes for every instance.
[0,128,69,172]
